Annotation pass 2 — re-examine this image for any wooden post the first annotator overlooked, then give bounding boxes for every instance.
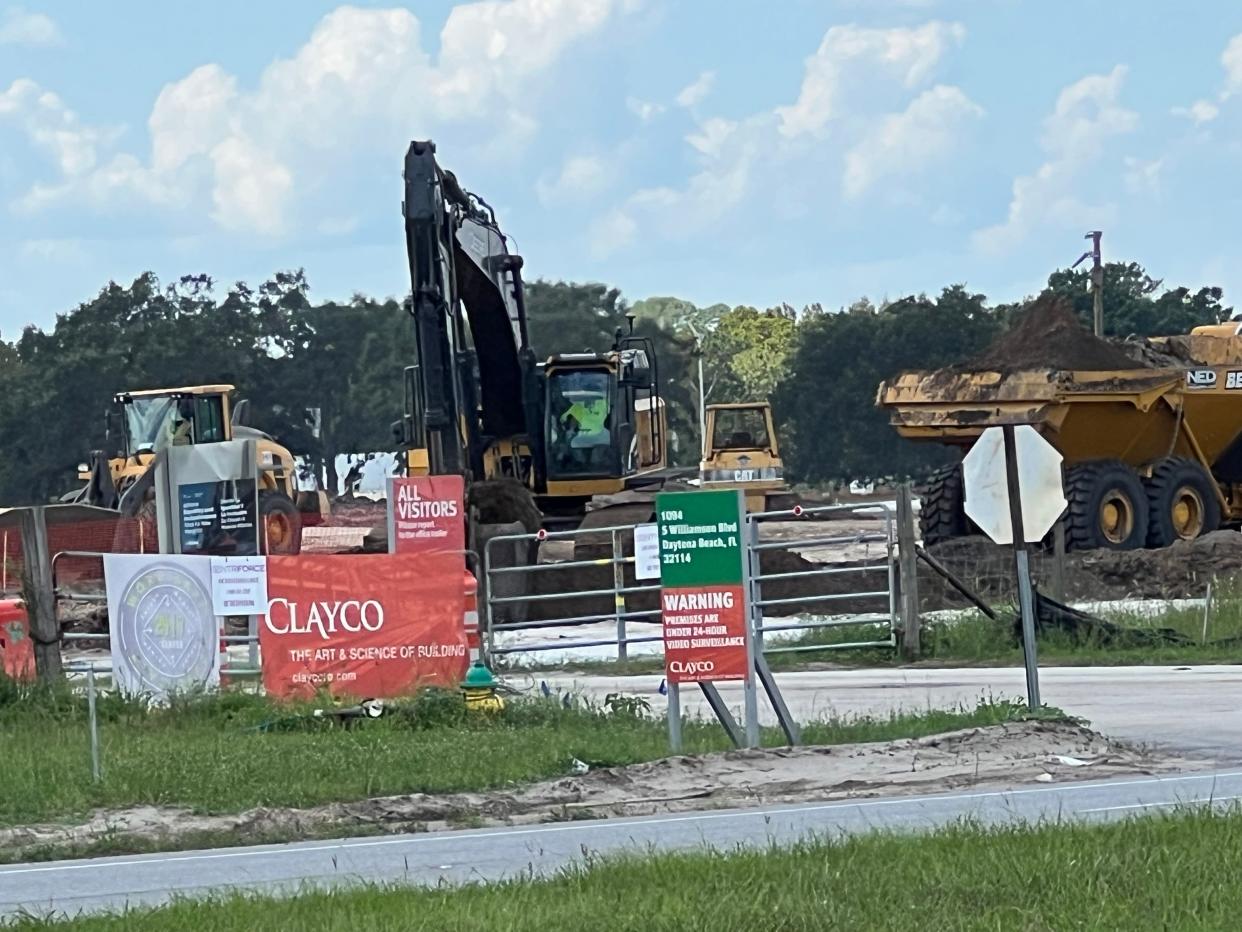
[1051,521,1067,602]
[18,506,62,682]
[896,483,920,660]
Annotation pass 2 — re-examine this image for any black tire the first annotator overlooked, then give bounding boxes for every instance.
[1064,460,1148,551]
[918,463,967,546]
[260,490,303,555]
[1144,457,1220,548]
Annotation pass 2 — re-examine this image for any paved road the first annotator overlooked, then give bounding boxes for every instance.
[537,665,1242,760]
[4,768,1241,920]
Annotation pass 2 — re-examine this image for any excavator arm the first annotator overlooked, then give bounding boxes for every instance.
[401,140,544,484]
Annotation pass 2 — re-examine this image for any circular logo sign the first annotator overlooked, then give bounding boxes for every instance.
[115,562,215,696]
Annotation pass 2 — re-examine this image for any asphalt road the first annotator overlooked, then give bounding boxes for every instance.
[4,768,1242,921]
[538,664,1242,760]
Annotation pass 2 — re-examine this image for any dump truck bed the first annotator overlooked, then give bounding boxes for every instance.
[878,364,1242,478]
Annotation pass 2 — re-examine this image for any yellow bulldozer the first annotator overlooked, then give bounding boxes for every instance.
[699,401,793,512]
[70,385,326,554]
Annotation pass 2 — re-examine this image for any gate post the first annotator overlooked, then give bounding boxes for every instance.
[896,484,920,660]
[18,506,62,682]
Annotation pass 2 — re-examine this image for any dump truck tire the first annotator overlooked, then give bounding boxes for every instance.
[918,463,967,547]
[1145,457,1220,547]
[1064,461,1148,551]
[260,491,303,555]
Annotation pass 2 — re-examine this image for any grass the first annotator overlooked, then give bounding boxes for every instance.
[15,807,1242,930]
[0,679,1033,837]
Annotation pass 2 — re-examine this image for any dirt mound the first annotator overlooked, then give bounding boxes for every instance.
[959,296,1144,374]
[470,478,542,535]
[0,720,1182,859]
[921,531,1242,609]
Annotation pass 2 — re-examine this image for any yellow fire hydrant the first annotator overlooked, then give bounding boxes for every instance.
[462,661,505,714]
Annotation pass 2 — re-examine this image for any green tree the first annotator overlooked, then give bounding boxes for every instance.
[705,304,798,402]
[1044,262,1231,337]
[776,286,1003,484]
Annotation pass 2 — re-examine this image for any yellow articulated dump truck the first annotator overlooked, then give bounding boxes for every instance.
[877,300,1242,551]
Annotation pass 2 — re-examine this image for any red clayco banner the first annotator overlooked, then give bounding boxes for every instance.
[260,553,467,699]
[388,476,465,556]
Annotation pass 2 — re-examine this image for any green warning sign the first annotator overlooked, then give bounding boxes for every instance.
[656,489,750,684]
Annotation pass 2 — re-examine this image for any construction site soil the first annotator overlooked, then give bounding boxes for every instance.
[0,720,1186,859]
[954,296,1145,374]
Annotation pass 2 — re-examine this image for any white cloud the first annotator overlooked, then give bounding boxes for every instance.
[537,154,610,204]
[843,84,982,199]
[685,117,737,158]
[675,70,715,108]
[777,21,965,138]
[626,96,664,121]
[7,1,634,233]
[975,66,1136,253]
[0,78,115,178]
[1173,99,1219,125]
[1223,33,1242,96]
[0,6,61,46]
[1123,156,1163,196]
[589,208,637,257]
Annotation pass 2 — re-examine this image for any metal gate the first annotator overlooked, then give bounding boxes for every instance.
[480,503,899,666]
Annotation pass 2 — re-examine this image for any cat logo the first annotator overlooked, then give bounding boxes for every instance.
[1186,369,1217,389]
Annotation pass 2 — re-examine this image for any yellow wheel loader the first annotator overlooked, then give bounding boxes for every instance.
[699,402,793,513]
[69,385,327,554]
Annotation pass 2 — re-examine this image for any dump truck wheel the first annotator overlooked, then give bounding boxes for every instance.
[1064,461,1148,551]
[918,463,967,546]
[1145,458,1220,547]
[260,491,303,555]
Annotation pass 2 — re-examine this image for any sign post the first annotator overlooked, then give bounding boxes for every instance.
[656,488,756,749]
[963,424,1067,711]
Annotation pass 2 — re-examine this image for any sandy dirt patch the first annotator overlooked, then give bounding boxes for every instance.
[0,720,1188,860]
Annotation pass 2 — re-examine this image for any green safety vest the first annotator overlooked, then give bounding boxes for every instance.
[563,400,608,433]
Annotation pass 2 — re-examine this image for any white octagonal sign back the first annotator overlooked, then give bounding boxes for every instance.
[962,425,1067,545]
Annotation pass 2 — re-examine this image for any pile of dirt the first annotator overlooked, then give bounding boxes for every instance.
[0,720,1183,859]
[921,530,1242,608]
[957,296,1146,374]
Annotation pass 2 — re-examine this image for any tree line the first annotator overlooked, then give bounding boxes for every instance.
[0,261,1228,505]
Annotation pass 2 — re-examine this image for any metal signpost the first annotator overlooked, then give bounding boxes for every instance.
[963,424,1068,710]
[656,488,757,750]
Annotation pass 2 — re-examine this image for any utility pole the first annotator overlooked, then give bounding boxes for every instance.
[687,323,707,459]
[1073,230,1104,337]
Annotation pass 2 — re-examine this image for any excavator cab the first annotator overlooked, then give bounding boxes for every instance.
[543,332,665,484]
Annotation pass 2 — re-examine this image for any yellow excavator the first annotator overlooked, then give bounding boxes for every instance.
[394,140,682,538]
[699,401,792,513]
[69,385,326,554]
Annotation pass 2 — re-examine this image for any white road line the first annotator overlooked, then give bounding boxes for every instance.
[1079,794,1242,814]
[2,769,1238,878]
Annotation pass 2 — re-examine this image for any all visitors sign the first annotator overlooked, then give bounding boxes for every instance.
[656,489,751,684]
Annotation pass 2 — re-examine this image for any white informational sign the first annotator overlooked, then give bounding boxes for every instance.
[634,523,661,579]
[962,425,1068,545]
[209,556,269,616]
[103,555,220,701]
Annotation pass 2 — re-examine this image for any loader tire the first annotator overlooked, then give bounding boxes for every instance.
[1064,461,1148,551]
[918,463,967,547]
[260,491,303,555]
[1144,457,1220,548]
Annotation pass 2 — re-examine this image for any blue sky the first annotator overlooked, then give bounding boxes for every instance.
[2,1,1241,335]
